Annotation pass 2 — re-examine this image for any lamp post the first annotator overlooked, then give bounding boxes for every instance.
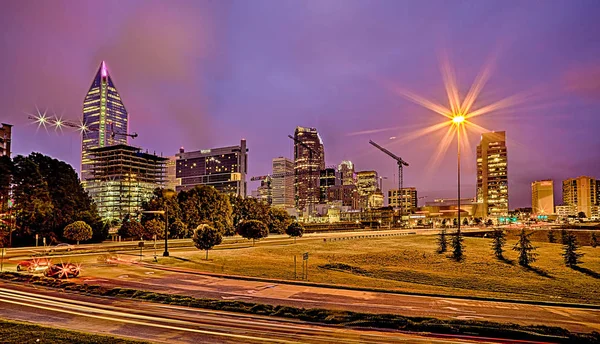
[452,115,465,235]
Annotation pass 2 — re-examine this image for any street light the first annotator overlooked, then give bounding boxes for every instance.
[452,115,465,235]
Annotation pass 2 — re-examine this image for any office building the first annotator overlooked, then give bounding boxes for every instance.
[368,192,384,208]
[389,187,418,210]
[357,170,379,209]
[81,61,129,183]
[293,127,325,213]
[254,176,273,205]
[562,176,598,218]
[165,155,180,191]
[476,131,508,217]
[327,185,359,208]
[319,168,338,203]
[531,180,554,215]
[86,144,166,221]
[176,139,248,196]
[0,123,12,157]
[338,160,356,186]
[271,157,294,209]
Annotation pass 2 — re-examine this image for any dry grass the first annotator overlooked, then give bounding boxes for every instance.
[159,234,600,304]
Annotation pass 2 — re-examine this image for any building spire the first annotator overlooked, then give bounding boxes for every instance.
[101,60,107,77]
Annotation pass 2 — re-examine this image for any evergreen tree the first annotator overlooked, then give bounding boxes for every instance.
[591,232,598,248]
[547,230,556,243]
[560,229,568,245]
[491,228,506,259]
[485,219,493,227]
[437,229,448,253]
[513,229,537,267]
[462,217,469,226]
[451,229,464,261]
[562,232,583,267]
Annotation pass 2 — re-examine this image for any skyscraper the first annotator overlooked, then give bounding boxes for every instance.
[357,170,379,209]
[81,61,129,183]
[338,160,356,186]
[319,168,338,203]
[531,180,554,215]
[293,127,325,213]
[476,131,508,217]
[389,187,418,210]
[271,157,295,209]
[176,139,248,196]
[562,176,598,217]
[0,123,12,157]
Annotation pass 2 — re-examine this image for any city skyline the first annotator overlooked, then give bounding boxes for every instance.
[1,1,600,208]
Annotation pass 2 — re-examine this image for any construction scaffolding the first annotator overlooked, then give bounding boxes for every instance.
[86,144,167,222]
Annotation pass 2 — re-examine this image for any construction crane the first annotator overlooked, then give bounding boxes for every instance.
[251,165,337,182]
[369,140,409,223]
[28,111,138,140]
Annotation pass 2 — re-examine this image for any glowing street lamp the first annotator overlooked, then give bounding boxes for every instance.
[452,115,465,235]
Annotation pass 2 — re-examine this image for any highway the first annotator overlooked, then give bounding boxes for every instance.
[0,282,509,344]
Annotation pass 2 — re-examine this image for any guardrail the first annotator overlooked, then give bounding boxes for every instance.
[323,232,417,242]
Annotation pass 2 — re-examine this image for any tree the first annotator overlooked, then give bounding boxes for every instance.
[437,229,448,253]
[578,211,587,219]
[193,224,223,260]
[473,217,482,226]
[591,232,599,248]
[285,222,304,243]
[547,230,556,243]
[169,220,189,239]
[118,217,145,240]
[513,229,537,267]
[462,217,469,226]
[560,229,568,245]
[229,195,271,231]
[63,221,93,245]
[237,220,268,246]
[451,230,464,261]
[145,218,165,240]
[178,186,232,230]
[441,219,447,228]
[485,219,493,227]
[491,228,506,259]
[270,208,293,234]
[562,232,584,267]
[141,188,181,228]
[453,218,458,227]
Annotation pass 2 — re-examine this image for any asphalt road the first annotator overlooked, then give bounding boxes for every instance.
[77,264,600,334]
[0,282,500,344]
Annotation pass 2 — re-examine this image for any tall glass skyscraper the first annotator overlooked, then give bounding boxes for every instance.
[81,61,129,183]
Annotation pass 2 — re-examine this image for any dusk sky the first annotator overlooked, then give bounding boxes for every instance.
[2,0,599,208]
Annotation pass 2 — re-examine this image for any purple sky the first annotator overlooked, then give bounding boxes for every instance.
[2,0,599,208]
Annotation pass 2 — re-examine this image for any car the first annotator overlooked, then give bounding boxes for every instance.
[16,258,51,273]
[43,263,80,278]
[46,243,73,253]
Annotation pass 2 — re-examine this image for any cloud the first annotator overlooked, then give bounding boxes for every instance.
[563,64,600,99]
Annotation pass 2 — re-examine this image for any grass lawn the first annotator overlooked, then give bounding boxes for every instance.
[157,233,600,304]
[0,318,147,344]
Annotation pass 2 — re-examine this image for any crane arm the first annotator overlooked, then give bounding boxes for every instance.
[288,134,315,153]
[369,140,409,166]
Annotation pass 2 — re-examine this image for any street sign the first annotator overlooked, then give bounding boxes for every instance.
[303,252,308,260]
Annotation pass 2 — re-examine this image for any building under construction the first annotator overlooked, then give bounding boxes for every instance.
[86,144,167,221]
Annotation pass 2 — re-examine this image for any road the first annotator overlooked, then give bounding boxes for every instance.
[0,282,508,344]
[75,263,600,334]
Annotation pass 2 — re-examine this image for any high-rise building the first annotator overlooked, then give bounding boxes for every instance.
[0,123,12,157]
[357,170,379,209]
[338,160,356,186]
[293,127,325,213]
[319,168,337,203]
[81,61,129,183]
[176,139,248,196]
[327,185,359,208]
[389,187,418,210]
[562,176,598,217]
[86,144,166,221]
[165,155,181,191]
[531,180,554,215]
[255,176,273,205]
[476,131,508,217]
[271,157,295,209]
